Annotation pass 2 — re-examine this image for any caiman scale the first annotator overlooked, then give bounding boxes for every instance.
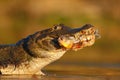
[0,24,100,75]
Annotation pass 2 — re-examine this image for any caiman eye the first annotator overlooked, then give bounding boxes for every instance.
[54,25,62,30]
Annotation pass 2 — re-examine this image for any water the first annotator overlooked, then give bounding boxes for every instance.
[0,64,120,80]
[0,72,120,80]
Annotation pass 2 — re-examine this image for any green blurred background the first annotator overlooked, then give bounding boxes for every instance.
[0,0,120,72]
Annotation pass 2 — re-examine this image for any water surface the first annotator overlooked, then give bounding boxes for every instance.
[0,64,120,80]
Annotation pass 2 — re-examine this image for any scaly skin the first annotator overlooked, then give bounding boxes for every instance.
[0,24,100,75]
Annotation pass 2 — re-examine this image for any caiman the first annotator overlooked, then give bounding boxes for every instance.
[0,24,100,75]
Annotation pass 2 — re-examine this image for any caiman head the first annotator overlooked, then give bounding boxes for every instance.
[22,24,100,57]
